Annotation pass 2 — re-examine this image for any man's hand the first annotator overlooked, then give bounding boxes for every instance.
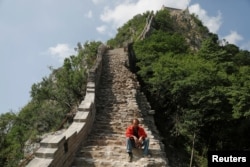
[133,136,143,148]
[133,136,138,143]
[132,136,139,147]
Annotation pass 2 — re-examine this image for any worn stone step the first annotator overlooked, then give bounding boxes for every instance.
[73,155,167,167]
[76,145,166,158]
[86,135,124,141]
[83,138,124,146]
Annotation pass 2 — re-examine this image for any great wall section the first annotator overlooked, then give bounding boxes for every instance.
[25,6,193,167]
[26,46,168,167]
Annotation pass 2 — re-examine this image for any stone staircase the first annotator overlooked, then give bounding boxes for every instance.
[71,48,168,167]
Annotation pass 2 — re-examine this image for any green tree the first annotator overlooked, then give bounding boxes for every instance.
[0,112,16,166]
[228,66,250,119]
[154,9,173,31]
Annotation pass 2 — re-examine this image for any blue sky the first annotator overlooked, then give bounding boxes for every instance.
[1,0,250,114]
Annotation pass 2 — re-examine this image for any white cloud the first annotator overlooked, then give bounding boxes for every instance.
[96,25,107,34]
[85,10,93,18]
[100,0,191,29]
[48,44,75,62]
[223,31,243,45]
[189,4,222,33]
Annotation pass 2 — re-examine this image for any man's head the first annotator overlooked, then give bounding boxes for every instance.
[132,118,139,128]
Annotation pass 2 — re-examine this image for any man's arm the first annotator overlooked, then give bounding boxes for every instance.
[139,127,147,138]
[125,126,134,138]
[138,128,147,143]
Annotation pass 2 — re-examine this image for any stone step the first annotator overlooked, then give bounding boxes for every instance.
[83,138,124,146]
[73,156,167,167]
[80,138,164,152]
[76,145,166,158]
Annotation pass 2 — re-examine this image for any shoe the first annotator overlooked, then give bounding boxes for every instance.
[128,152,133,162]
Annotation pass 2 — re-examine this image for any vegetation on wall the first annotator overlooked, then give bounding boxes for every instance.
[0,41,101,167]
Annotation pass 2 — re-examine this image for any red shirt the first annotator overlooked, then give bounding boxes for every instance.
[125,125,147,138]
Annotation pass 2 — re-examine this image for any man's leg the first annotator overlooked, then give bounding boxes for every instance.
[126,138,133,162]
[126,138,133,153]
[142,138,150,156]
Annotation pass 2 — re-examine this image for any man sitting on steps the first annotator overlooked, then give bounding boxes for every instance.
[125,118,150,162]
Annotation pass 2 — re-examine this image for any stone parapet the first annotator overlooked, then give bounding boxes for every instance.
[26,44,106,167]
